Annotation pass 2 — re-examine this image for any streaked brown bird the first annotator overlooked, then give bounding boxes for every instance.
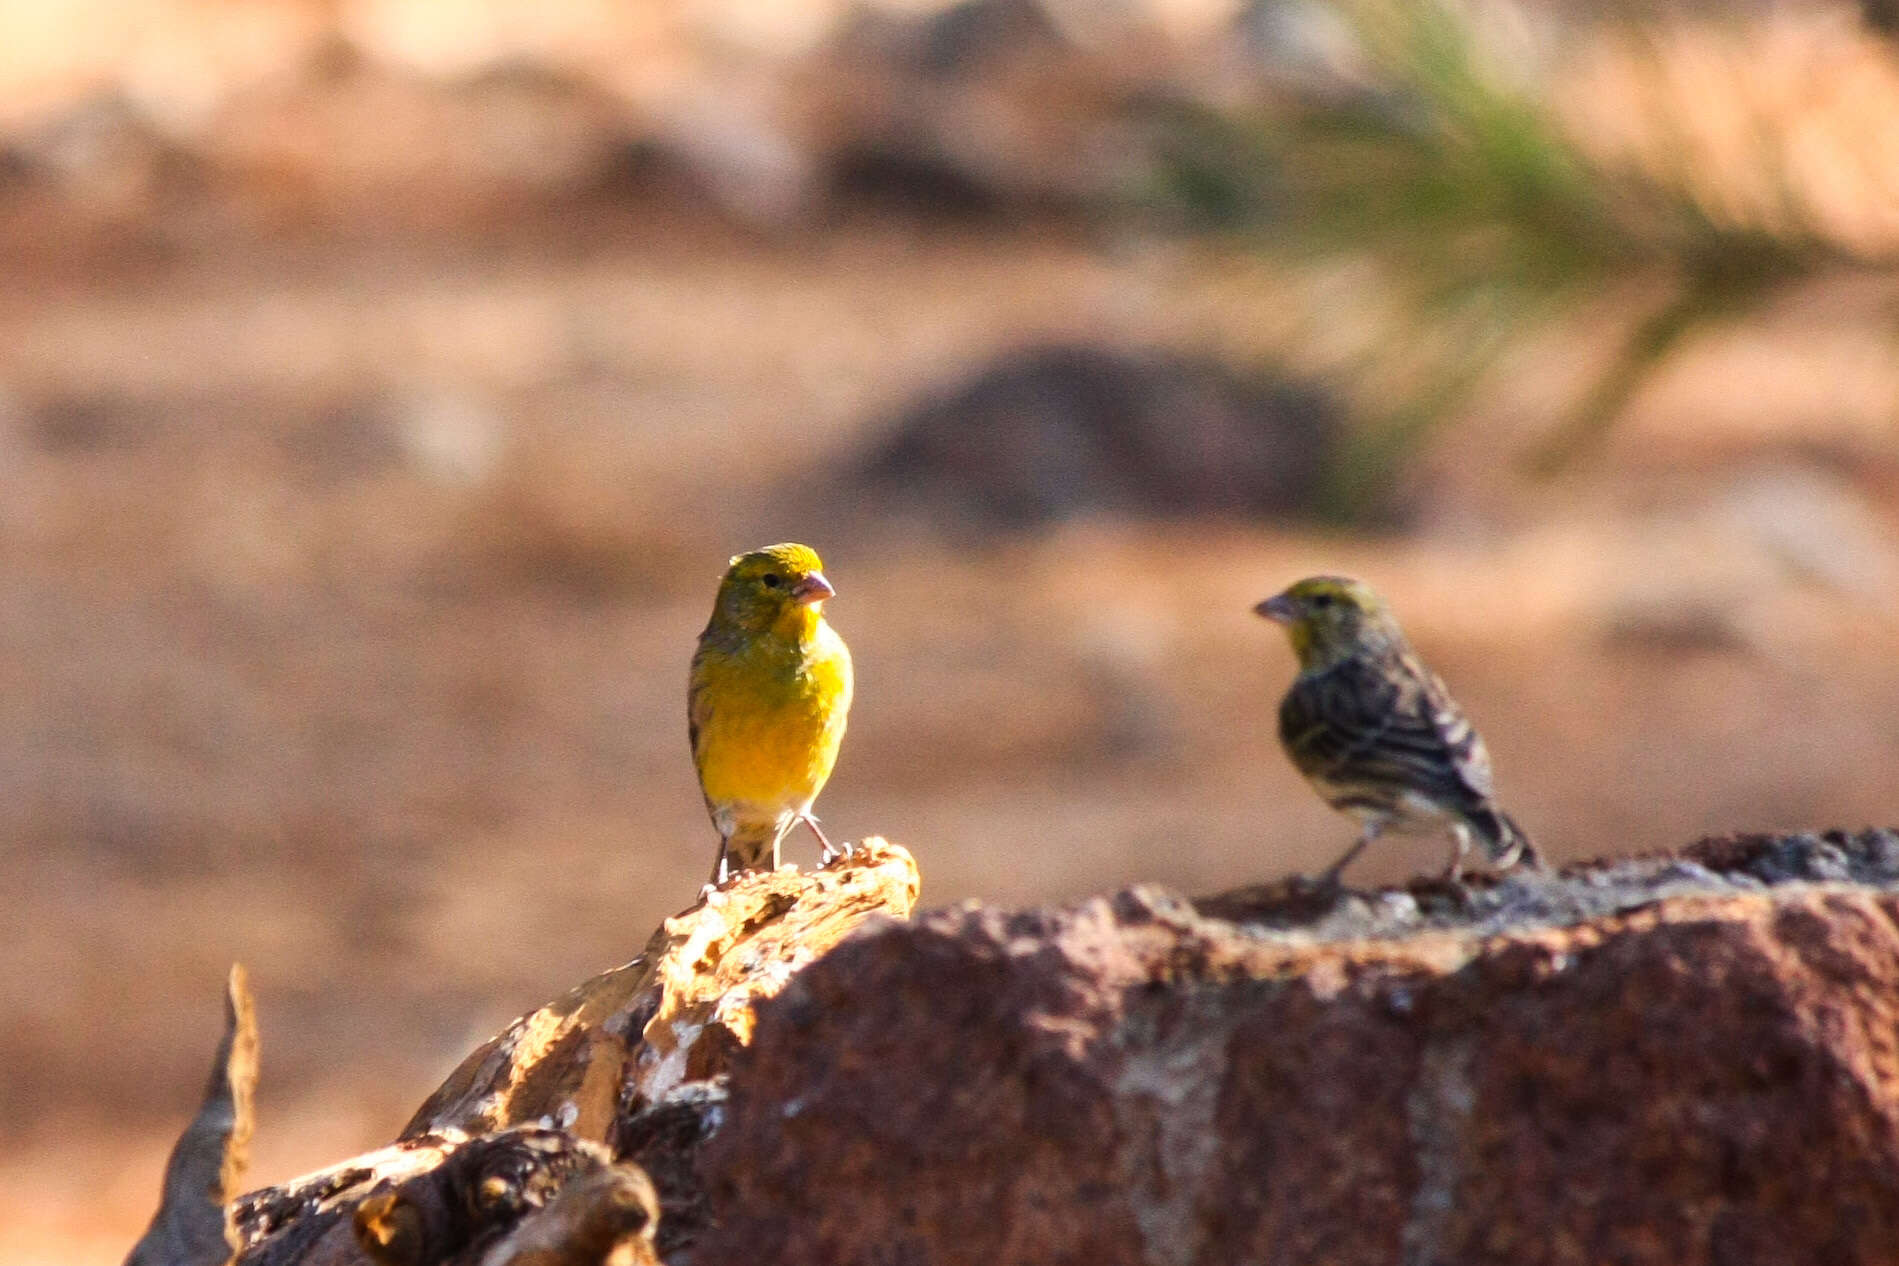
[1256,575,1538,884]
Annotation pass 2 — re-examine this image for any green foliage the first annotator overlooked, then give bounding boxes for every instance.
[1160,0,1883,517]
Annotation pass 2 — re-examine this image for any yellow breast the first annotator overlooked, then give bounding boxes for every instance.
[692,620,852,815]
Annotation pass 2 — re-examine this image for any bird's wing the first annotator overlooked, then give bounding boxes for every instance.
[1414,658,1496,800]
[687,639,714,760]
[1279,654,1489,809]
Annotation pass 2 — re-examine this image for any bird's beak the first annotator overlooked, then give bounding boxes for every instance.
[1255,593,1296,624]
[791,571,836,605]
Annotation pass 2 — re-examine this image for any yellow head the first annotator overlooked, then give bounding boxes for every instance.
[709,543,836,639]
[1254,575,1402,669]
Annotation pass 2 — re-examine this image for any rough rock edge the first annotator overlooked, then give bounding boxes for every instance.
[475,1163,663,1266]
[1194,827,1899,942]
[126,963,259,1266]
[398,837,919,1144]
[229,840,919,1265]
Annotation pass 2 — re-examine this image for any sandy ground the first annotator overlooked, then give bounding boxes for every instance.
[5,136,1899,1266]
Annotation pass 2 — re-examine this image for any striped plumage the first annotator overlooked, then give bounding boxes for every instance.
[690,544,853,886]
[1257,576,1536,883]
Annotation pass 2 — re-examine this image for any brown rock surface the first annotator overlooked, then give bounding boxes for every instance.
[218,830,1899,1266]
[696,830,1899,1266]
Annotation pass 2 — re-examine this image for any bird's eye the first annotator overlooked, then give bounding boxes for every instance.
[1312,593,1335,608]
[761,574,784,589]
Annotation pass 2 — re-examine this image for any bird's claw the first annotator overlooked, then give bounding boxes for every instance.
[1510,844,1550,873]
[1307,867,1348,894]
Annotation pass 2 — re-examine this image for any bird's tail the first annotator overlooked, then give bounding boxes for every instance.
[1470,807,1542,870]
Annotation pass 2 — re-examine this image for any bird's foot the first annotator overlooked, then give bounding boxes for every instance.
[803,814,844,864]
[1280,865,1351,909]
[1404,871,1475,917]
[1269,870,1350,919]
[1306,867,1349,895]
[1507,843,1549,873]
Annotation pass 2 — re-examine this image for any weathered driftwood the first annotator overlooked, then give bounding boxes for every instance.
[126,963,259,1266]
[225,840,919,1266]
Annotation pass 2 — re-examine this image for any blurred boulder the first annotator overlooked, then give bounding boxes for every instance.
[0,0,1466,229]
[1719,463,1899,600]
[26,391,154,455]
[858,342,1342,527]
[2,93,198,217]
[805,0,1186,216]
[1599,462,1899,652]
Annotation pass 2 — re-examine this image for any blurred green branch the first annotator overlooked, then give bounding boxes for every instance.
[1160,0,1896,515]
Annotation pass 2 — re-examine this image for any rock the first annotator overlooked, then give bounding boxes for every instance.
[231,840,918,1265]
[125,964,259,1266]
[1719,463,1899,600]
[399,838,919,1144]
[3,93,193,216]
[250,1127,615,1266]
[695,830,1899,1266]
[220,831,1899,1266]
[857,343,1342,529]
[475,1163,661,1266]
[611,1083,725,1257]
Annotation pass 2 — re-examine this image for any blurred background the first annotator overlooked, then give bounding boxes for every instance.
[6,0,1899,1259]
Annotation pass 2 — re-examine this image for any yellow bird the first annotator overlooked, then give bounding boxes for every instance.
[689,543,853,885]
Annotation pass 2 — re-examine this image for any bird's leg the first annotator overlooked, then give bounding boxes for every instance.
[1316,822,1381,888]
[705,838,732,895]
[769,816,804,871]
[1507,836,1547,872]
[1443,826,1473,883]
[800,814,843,863]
